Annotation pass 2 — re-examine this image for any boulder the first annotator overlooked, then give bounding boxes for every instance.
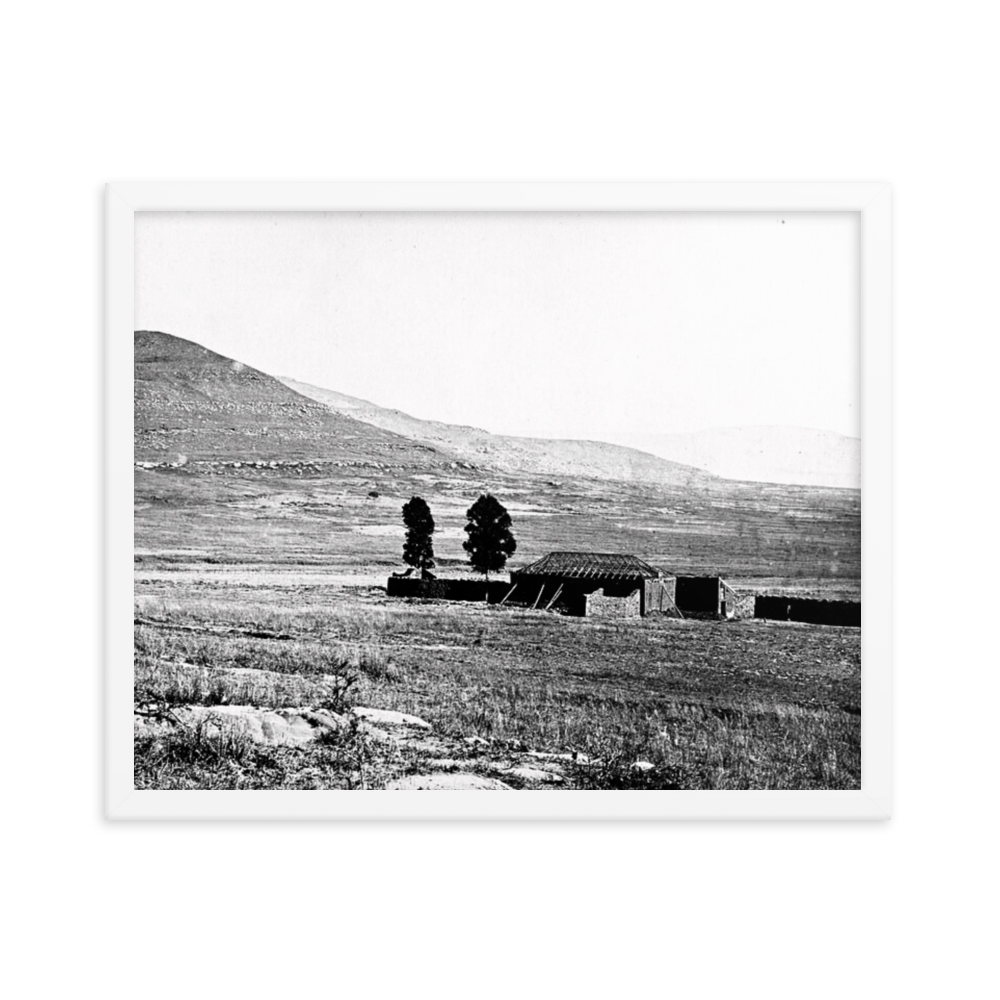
[351,707,432,729]
[171,705,347,746]
[384,773,512,790]
[502,766,564,784]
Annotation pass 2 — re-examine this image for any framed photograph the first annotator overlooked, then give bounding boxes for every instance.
[107,182,891,820]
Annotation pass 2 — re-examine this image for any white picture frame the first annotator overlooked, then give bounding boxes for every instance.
[105,183,892,819]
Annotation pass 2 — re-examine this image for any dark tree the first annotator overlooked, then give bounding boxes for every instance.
[463,493,516,581]
[402,496,436,578]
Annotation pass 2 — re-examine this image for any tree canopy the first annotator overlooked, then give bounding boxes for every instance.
[401,496,435,576]
[463,493,516,580]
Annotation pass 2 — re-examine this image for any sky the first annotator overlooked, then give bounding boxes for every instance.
[135,211,860,441]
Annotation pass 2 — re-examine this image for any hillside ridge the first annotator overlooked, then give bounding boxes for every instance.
[134,331,453,468]
[279,376,713,487]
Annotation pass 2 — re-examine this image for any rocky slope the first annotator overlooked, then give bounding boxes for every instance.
[279,376,714,487]
[136,701,603,790]
[134,331,454,468]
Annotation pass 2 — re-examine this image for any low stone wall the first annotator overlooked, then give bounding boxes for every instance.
[722,582,756,620]
[386,577,512,603]
[585,587,641,619]
[754,595,861,628]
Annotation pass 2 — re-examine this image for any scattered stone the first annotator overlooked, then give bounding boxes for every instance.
[425,758,466,770]
[300,709,349,732]
[351,707,432,729]
[354,721,398,745]
[171,705,341,746]
[384,773,512,791]
[526,750,590,764]
[502,766,564,784]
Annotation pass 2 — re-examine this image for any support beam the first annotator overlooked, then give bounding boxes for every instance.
[544,583,564,611]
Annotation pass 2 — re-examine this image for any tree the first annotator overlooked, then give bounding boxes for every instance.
[401,496,436,578]
[463,493,516,581]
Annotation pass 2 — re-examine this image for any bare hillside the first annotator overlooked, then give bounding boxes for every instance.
[279,376,714,487]
[134,332,453,469]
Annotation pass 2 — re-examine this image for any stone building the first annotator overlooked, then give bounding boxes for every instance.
[508,552,675,618]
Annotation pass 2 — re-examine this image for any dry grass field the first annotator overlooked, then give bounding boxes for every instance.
[135,462,860,590]
[134,465,861,791]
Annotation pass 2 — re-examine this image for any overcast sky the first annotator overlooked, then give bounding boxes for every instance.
[135,211,860,441]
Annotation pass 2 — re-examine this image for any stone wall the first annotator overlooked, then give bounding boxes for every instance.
[721,581,756,619]
[386,577,511,603]
[585,587,641,618]
[727,592,757,619]
[754,596,861,627]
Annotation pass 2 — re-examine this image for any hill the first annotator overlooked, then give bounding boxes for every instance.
[612,427,860,489]
[279,377,714,487]
[134,331,453,468]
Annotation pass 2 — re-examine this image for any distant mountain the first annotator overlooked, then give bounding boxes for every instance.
[134,331,451,467]
[135,334,844,488]
[279,377,714,487]
[611,427,860,489]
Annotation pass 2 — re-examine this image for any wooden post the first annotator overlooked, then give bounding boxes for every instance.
[532,584,545,610]
[544,583,564,611]
[499,583,517,606]
[667,589,684,619]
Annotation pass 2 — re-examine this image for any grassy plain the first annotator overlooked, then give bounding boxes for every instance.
[134,465,860,790]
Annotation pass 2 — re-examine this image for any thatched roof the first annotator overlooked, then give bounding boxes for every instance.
[513,552,663,581]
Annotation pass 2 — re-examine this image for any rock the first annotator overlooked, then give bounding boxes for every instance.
[384,773,512,790]
[502,766,564,784]
[300,709,349,732]
[172,705,347,746]
[351,707,432,729]
[354,721,398,745]
[631,760,655,772]
[526,750,590,764]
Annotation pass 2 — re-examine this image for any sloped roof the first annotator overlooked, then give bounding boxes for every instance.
[514,552,663,581]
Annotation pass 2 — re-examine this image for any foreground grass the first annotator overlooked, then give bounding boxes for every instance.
[134,586,861,790]
[134,714,397,790]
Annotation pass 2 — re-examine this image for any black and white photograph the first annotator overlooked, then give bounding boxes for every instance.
[132,208,864,793]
